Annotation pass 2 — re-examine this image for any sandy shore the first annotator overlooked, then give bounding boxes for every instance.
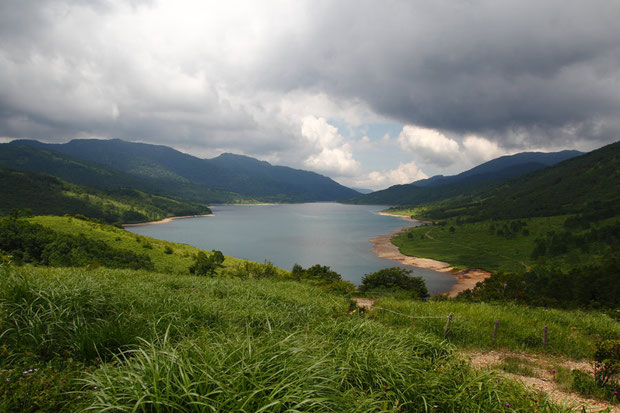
[370,225,491,297]
[123,213,214,227]
[376,211,433,224]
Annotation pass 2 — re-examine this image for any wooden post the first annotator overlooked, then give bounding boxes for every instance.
[411,316,415,329]
[444,313,453,336]
[543,326,548,350]
[493,319,500,342]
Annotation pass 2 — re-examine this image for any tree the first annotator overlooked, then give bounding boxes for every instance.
[189,250,225,276]
[360,267,429,299]
[290,263,342,282]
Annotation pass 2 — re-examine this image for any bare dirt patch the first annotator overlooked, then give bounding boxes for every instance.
[467,350,618,412]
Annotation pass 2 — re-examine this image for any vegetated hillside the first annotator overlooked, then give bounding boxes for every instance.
[413,150,582,187]
[386,142,620,310]
[0,168,211,223]
[9,139,360,202]
[2,264,616,411]
[8,215,252,275]
[0,143,257,204]
[420,140,620,221]
[346,178,501,206]
[346,149,583,206]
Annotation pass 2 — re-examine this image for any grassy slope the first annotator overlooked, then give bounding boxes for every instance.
[27,216,270,276]
[0,168,211,223]
[3,265,617,411]
[389,213,618,273]
[380,143,620,274]
[391,215,561,273]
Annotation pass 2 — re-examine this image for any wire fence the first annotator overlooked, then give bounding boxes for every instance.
[372,306,449,319]
[359,304,550,348]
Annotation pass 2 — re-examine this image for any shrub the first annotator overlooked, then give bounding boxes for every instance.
[571,370,597,397]
[189,250,225,276]
[594,339,619,386]
[360,267,429,299]
[226,260,277,279]
[291,264,341,283]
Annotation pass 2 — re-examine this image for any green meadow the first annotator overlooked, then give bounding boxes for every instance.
[389,212,618,274]
[2,264,613,412]
[27,216,269,276]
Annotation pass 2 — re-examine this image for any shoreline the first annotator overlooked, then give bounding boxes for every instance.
[123,213,214,227]
[376,211,434,224]
[371,215,491,297]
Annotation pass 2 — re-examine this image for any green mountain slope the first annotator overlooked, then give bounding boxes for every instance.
[0,143,257,204]
[0,168,211,223]
[347,150,583,206]
[413,150,582,187]
[10,139,360,202]
[422,141,620,221]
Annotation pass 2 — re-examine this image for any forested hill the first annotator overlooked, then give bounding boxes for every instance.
[7,139,360,202]
[412,150,582,187]
[0,168,211,224]
[0,143,251,204]
[346,149,583,206]
[423,140,620,221]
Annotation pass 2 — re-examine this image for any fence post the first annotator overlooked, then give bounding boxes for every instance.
[543,326,548,350]
[444,313,453,336]
[411,316,415,329]
[493,319,500,343]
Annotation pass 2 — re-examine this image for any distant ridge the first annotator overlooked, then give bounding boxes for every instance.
[412,150,582,188]
[428,140,620,221]
[3,139,360,203]
[346,149,583,206]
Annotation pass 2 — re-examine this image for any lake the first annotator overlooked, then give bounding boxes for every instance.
[126,203,456,294]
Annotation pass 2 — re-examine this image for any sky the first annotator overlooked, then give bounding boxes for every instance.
[1,1,619,190]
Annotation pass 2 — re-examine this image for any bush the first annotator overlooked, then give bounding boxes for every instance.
[360,267,429,299]
[571,370,598,397]
[226,260,277,279]
[291,264,342,283]
[318,280,356,295]
[189,250,225,276]
[594,339,619,386]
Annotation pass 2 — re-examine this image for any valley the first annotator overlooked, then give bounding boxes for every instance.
[0,139,618,412]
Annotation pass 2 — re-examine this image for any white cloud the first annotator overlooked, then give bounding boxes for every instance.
[352,161,428,190]
[398,125,460,167]
[300,116,361,176]
[462,135,506,164]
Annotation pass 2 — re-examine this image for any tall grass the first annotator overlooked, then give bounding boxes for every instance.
[0,264,606,411]
[86,320,567,412]
[369,298,620,359]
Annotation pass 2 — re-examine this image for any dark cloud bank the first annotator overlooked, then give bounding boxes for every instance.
[1,0,619,156]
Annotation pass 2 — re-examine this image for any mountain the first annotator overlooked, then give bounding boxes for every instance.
[6,139,359,202]
[422,141,620,221]
[412,150,582,187]
[0,167,211,223]
[347,149,583,206]
[0,143,249,204]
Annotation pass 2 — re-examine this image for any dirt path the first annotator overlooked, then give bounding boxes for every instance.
[467,350,618,412]
[352,297,375,309]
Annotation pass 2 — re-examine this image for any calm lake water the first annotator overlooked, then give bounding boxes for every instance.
[126,203,456,294]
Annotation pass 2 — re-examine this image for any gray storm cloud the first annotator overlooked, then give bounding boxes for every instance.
[0,0,619,166]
